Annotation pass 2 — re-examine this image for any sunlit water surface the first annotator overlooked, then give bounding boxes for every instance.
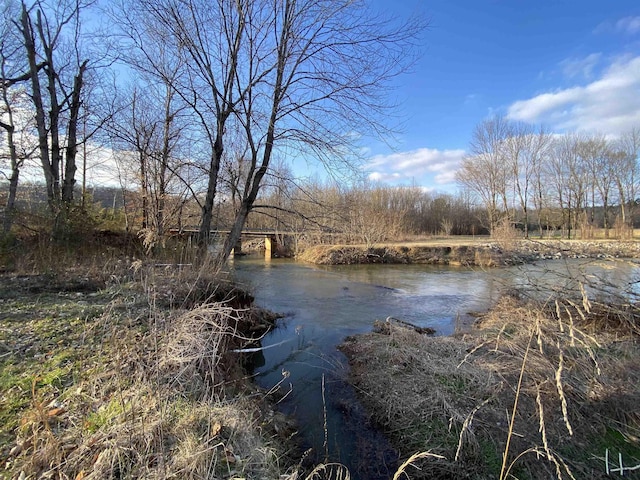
[231,257,640,479]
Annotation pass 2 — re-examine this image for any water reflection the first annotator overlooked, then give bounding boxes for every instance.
[231,257,639,479]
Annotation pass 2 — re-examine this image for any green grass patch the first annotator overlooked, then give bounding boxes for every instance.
[84,396,129,434]
[0,278,119,458]
[434,372,469,393]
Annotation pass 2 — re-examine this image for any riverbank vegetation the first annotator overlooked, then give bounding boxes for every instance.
[340,263,640,479]
[0,245,305,479]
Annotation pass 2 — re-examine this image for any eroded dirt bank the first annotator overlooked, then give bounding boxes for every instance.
[339,295,640,479]
[298,239,640,266]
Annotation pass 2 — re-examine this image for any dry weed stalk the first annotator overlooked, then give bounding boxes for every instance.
[475,286,640,478]
[473,298,603,479]
[498,323,535,480]
[303,462,351,480]
[393,451,446,480]
[455,396,493,462]
[503,447,577,480]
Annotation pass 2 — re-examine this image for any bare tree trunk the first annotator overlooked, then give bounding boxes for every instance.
[198,137,223,244]
[62,60,88,203]
[3,167,19,234]
[20,3,87,212]
[20,4,54,203]
[139,151,149,229]
[37,9,63,205]
[0,94,20,234]
[603,192,610,238]
[220,201,250,262]
[156,87,174,238]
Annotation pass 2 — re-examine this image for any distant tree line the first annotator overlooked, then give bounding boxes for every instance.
[457,116,640,239]
[240,177,486,248]
[5,162,640,252]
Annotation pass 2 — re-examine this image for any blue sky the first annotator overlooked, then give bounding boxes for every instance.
[362,0,640,191]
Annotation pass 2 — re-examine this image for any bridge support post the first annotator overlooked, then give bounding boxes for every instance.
[232,238,242,256]
[264,235,273,259]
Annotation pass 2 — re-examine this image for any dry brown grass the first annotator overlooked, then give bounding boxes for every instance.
[297,244,500,267]
[3,262,297,480]
[341,293,640,479]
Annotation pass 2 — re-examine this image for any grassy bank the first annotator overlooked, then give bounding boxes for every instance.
[0,262,303,479]
[297,244,500,266]
[4,233,640,479]
[340,292,640,479]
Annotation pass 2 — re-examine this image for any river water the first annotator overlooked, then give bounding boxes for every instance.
[230,257,640,479]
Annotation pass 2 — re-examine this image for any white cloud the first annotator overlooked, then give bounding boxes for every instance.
[365,147,465,187]
[464,93,479,105]
[595,16,640,35]
[560,53,602,79]
[507,55,640,134]
[615,16,640,35]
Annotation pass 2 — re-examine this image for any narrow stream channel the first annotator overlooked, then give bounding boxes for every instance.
[230,257,639,479]
[231,259,501,478]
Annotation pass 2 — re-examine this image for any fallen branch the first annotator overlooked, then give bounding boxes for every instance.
[373,316,436,335]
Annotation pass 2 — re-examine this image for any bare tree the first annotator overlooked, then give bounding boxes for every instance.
[109,80,191,247]
[578,134,615,237]
[457,116,512,234]
[506,123,551,238]
[113,0,421,260]
[547,134,591,239]
[216,0,423,262]
[104,2,195,243]
[114,0,247,245]
[0,0,37,233]
[614,127,640,229]
[17,0,91,213]
[529,128,553,238]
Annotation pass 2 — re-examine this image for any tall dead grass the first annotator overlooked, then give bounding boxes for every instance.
[342,283,640,479]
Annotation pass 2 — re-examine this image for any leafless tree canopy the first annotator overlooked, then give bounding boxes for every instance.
[104,0,424,260]
[458,116,640,239]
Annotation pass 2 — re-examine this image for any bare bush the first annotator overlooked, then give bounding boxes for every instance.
[161,303,259,396]
[492,217,520,252]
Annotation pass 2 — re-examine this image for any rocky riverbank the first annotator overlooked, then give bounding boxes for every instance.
[297,239,640,266]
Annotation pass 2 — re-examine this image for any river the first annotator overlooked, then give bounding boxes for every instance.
[230,257,640,479]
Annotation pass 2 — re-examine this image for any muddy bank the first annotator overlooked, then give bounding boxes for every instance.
[298,244,500,266]
[298,239,640,266]
[339,296,640,479]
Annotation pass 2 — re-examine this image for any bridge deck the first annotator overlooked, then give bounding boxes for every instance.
[169,228,302,236]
